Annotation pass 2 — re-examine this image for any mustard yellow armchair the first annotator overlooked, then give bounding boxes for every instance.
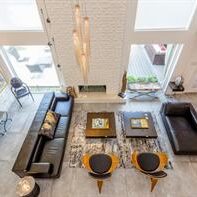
[131,151,168,192]
[82,153,119,193]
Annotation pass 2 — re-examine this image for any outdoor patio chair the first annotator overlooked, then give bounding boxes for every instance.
[10,77,34,107]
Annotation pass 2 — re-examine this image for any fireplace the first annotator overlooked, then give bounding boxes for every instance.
[78,85,106,93]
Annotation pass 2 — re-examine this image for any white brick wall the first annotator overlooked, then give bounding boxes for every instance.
[38,0,127,94]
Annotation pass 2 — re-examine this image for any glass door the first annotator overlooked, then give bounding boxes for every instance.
[1,45,60,87]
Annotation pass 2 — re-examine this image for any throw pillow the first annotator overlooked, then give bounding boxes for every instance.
[45,111,59,125]
[39,111,60,139]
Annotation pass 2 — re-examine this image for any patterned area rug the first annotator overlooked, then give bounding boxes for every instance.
[69,110,172,169]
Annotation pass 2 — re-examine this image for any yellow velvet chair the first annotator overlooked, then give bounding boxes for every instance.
[131,151,168,192]
[82,153,119,193]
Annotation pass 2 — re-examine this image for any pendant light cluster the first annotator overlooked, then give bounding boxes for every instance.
[72,3,90,84]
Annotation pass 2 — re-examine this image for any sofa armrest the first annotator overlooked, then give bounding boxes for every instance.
[28,162,53,175]
[163,102,190,116]
[50,95,70,111]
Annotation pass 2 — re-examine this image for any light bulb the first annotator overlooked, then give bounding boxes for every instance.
[73,29,82,65]
[84,17,90,57]
[81,53,88,83]
[75,4,82,47]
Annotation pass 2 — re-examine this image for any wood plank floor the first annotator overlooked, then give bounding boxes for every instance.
[0,93,197,197]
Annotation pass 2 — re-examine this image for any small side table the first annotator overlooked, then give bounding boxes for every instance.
[16,176,40,197]
[169,82,184,92]
[0,111,12,135]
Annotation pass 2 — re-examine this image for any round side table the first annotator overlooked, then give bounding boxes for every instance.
[16,176,40,197]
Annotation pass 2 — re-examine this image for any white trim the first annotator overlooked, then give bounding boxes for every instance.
[163,44,184,93]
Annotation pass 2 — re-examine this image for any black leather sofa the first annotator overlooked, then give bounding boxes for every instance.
[160,102,197,155]
[12,92,74,178]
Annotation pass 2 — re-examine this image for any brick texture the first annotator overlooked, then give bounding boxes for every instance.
[38,0,127,94]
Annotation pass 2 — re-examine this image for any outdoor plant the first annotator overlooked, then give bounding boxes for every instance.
[127,75,158,84]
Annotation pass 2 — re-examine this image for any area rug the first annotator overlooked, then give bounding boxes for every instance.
[69,110,172,169]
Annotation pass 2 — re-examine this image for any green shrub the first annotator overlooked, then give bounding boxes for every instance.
[127,75,158,84]
[127,75,137,83]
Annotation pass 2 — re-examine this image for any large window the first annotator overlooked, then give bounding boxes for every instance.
[135,0,197,30]
[2,46,59,87]
[0,0,43,31]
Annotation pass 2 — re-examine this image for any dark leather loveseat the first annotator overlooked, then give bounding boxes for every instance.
[12,92,74,178]
[160,102,197,155]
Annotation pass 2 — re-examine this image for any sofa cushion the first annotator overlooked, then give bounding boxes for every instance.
[32,136,45,163]
[29,111,47,133]
[166,116,197,153]
[39,138,65,176]
[89,154,112,174]
[137,153,160,172]
[54,117,70,138]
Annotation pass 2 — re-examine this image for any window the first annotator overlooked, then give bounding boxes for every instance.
[128,44,178,84]
[0,0,43,31]
[135,0,197,30]
[2,46,59,87]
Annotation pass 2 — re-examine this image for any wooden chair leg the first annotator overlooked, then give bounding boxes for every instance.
[150,178,158,192]
[97,180,103,194]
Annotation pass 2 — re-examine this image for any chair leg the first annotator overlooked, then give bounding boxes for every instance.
[16,98,22,107]
[29,93,34,101]
[150,178,158,192]
[97,180,103,194]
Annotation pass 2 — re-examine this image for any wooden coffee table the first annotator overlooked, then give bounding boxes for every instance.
[85,112,116,138]
[123,112,157,138]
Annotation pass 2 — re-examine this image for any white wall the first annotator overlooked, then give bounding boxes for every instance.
[37,0,128,94]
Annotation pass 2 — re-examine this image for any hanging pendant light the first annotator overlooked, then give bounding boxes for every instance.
[71,2,90,84]
[83,42,89,71]
[81,53,88,84]
[74,4,83,48]
[72,29,82,65]
[84,17,90,57]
